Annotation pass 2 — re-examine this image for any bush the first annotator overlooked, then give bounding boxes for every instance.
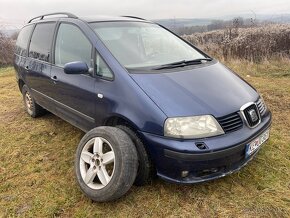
[0,32,15,66]
[182,24,290,62]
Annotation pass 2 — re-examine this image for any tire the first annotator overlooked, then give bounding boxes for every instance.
[117,125,154,186]
[75,126,138,202]
[22,85,46,118]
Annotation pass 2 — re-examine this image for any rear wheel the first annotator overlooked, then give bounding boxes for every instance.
[21,85,46,118]
[75,126,138,202]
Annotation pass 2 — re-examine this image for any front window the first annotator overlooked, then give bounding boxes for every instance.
[55,23,92,67]
[90,22,205,70]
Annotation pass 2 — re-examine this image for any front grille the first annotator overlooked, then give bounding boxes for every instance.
[242,104,260,127]
[217,112,243,133]
[257,98,267,116]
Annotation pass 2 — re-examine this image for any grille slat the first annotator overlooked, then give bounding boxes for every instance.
[218,113,240,121]
[257,98,267,116]
[219,117,241,125]
[223,124,243,132]
[217,112,243,133]
[222,119,244,128]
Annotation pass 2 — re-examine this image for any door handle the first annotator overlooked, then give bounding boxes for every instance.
[51,75,58,82]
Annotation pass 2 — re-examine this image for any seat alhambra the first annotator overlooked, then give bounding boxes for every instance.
[14,12,272,202]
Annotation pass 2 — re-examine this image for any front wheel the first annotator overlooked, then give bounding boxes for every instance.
[117,125,154,186]
[75,126,138,202]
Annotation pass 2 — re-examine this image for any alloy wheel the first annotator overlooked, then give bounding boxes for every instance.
[25,92,33,115]
[79,137,115,189]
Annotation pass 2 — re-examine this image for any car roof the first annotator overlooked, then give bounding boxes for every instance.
[80,15,149,23]
[27,12,151,24]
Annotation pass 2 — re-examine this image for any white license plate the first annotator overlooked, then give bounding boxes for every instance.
[245,129,270,158]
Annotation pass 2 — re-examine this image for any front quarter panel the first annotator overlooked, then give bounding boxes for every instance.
[94,71,167,135]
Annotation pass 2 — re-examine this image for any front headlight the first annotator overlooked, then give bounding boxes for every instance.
[164,115,224,139]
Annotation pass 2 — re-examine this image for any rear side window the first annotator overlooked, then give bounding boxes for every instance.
[29,22,56,62]
[15,25,34,56]
[54,23,92,67]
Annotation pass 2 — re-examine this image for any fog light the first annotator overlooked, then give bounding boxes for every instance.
[181,170,189,178]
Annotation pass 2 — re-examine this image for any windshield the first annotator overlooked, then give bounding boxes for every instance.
[90,22,206,69]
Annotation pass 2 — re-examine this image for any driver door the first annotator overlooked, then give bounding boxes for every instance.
[50,23,96,131]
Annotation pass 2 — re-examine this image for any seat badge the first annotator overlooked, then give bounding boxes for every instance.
[248,109,258,122]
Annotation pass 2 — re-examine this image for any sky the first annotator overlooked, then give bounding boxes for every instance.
[0,0,289,28]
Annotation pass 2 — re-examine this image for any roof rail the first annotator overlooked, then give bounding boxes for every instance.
[28,12,78,23]
[121,16,146,21]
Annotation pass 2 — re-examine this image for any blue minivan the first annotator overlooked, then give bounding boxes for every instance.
[14,13,272,202]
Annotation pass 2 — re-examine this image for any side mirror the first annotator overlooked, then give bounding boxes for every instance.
[64,61,89,74]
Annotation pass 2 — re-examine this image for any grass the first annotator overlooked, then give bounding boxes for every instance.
[0,60,289,217]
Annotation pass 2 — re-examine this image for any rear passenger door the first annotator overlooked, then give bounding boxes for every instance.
[26,22,56,111]
[50,23,96,131]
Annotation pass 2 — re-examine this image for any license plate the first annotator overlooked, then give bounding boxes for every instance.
[245,129,270,158]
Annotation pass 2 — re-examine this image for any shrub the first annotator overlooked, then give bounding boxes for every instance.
[0,32,15,66]
[182,24,290,62]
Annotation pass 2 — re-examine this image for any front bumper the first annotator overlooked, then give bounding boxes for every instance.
[140,111,272,184]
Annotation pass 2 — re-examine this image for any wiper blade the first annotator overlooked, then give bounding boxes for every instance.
[153,58,212,70]
[187,58,213,63]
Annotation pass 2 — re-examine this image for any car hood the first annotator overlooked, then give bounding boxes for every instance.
[130,62,259,118]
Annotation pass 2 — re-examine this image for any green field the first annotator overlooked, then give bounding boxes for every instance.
[0,61,289,217]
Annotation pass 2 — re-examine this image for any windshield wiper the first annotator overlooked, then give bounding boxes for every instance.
[153,58,213,70]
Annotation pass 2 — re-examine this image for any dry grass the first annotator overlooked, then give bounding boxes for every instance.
[0,61,289,217]
[183,24,290,62]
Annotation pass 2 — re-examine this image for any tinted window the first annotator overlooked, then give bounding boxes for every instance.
[55,23,92,67]
[96,52,113,79]
[15,25,34,56]
[29,22,55,62]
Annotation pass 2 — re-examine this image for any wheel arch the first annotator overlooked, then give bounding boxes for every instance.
[103,114,140,132]
[103,114,156,182]
[18,79,25,92]
[103,114,150,151]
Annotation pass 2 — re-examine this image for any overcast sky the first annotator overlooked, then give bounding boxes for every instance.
[0,0,289,28]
